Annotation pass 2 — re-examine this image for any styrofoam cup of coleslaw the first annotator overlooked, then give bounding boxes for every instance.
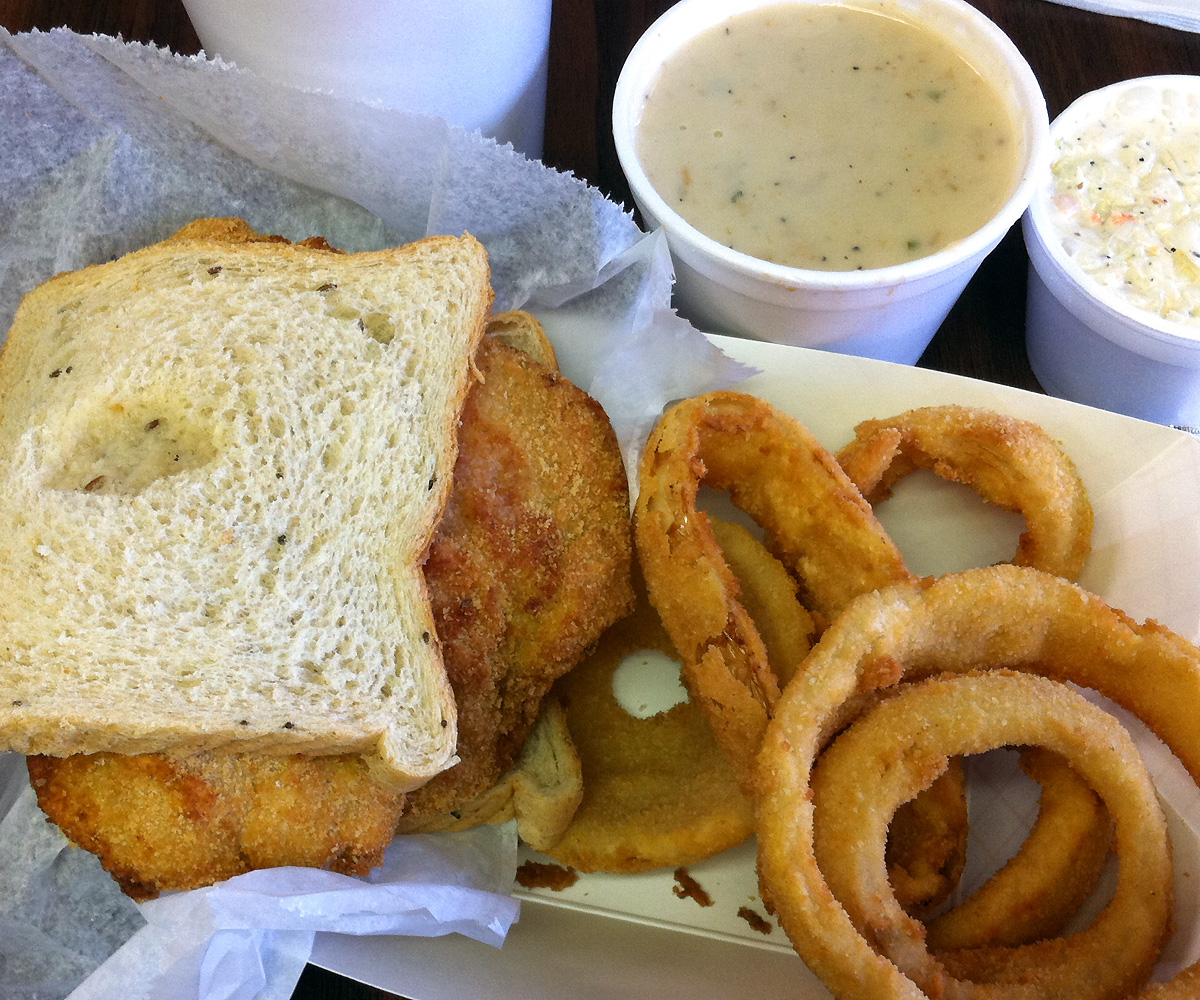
[1023,75,1200,427]
[613,0,1050,365]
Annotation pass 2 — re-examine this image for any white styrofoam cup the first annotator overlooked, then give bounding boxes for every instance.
[181,0,552,157]
[1024,76,1200,427]
[613,0,1050,364]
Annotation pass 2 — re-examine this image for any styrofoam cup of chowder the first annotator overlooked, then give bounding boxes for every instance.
[1023,75,1200,427]
[613,0,1050,364]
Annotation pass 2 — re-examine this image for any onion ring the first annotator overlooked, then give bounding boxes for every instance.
[708,517,815,689]
[712,518,964,912]
[885,756,970,916]
[1135,965,1200,999]
[546,519,812,873]
[835,405,1093,580]
[635,390,913,782]
[756,564,1200,1000]
[544,575,755,873]
[637,393,975,906]
[838,404,1103,930]
[811,671,1170,1000]
[925,747,1112,952]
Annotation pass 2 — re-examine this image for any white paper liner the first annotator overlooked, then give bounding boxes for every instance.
[65,825,520,1000]
[498,338,1200,998]
[0,27,754,474]
[0,780,144,999]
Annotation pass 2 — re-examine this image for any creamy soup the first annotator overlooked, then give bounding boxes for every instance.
[636,2,1023,271]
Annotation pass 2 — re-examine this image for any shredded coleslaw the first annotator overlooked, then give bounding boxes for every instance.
[1050,83,1200,326]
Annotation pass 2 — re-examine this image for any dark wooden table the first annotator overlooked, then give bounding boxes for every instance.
[1,0,1198,996]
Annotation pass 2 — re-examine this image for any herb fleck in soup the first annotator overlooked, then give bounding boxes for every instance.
[636,2,1022,271]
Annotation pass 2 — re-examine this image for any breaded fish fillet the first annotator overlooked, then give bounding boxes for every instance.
[26,751,400,901]
[404,335,634,821]
[26,324,633,900]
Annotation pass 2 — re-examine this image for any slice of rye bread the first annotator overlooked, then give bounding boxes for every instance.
[0,227,492,790]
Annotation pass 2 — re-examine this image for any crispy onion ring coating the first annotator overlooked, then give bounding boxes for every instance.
[811,672,1169,1000]
[545,579,755,873]
[925,748,1112,952]
[709,518,815,690]
[886,757,970,916]
[713,519,966,912]
[836,405,1094,580]
[756,564,1200,1000]
[635,391,912,783]
[837,404,1103,933]
[546,521,808,873]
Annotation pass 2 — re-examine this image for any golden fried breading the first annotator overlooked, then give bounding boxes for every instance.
[835,404,1094,581]
[404,335,634,819]
[26,752,401,900]
[26,318,633,899]
[884,757,969,915]
[543,581,755,874]
[541,520,816,874]
[708,518,815,689]
[483,309,559,368]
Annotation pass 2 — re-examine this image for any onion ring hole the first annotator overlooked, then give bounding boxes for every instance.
[611,649,690,719]
[871,470,1025,578]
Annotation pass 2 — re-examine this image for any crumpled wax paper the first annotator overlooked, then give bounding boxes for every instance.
[0,26,755,478]
[0,773,517,1000]
[0,26,755,1000]
[64,825,521,1000]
